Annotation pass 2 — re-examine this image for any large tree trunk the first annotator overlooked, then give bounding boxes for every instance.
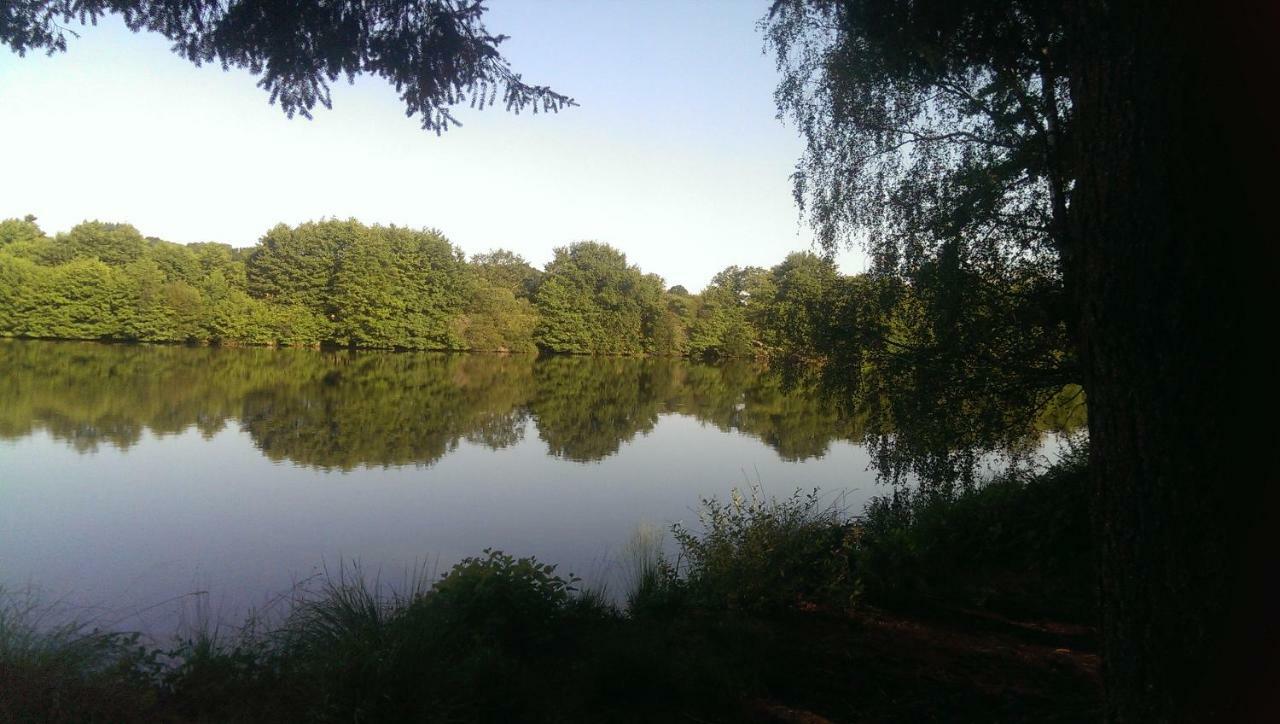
[1068,1,1279,720]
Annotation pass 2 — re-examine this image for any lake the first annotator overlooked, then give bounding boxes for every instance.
[0,339,877,634]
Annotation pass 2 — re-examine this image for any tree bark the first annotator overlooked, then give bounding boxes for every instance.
[1068,1,1279,720]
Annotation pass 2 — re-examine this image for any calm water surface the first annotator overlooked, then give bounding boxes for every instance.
[0,339,875,633]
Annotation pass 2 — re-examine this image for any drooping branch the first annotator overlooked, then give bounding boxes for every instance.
[0,0,576,133]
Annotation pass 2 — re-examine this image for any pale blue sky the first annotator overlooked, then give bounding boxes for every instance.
[0,0,865,290]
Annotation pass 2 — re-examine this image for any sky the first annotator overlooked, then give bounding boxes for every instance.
[0,0,866,291]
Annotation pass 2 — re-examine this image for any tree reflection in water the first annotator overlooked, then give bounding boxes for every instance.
[0,340,872,470]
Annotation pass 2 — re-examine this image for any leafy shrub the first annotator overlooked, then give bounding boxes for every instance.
[258,551,616,722]
[857,448,1094,619]
[419,548,595,639]
[671,487,857,614]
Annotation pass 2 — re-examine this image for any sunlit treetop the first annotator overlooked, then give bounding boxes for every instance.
[1,0,576,133]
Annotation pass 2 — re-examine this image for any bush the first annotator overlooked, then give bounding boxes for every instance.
[670,486,858,615]
[857,448,1094,620]
[251,551,616,722]
[416,548,605,643]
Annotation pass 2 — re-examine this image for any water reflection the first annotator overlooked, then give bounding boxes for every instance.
[0,340,866,469]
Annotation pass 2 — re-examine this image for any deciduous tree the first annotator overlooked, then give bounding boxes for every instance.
[765,0,1276,717]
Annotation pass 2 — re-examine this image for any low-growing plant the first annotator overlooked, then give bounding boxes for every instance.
[0,588,162,722]
[247,550,620,722]
[423,548,593,636]
[621,524,686,618]
[162,625,287,722]
[671,486,858,614]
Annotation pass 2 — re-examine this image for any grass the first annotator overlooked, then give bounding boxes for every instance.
[672,486,859,615]
[0,588,161,722]
[3,453,1097,722]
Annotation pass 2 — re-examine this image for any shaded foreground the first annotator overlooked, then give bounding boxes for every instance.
[1,453,1095,722]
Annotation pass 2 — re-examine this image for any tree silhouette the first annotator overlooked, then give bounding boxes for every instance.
[765,0,1276,718]
[2,0,575,132]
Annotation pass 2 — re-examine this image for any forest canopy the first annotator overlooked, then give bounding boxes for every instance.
[0,216,862,359]
[0,214,1082,474]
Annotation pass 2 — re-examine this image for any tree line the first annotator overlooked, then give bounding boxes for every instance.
[1,216,865,359]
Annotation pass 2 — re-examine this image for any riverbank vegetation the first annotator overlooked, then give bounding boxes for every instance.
[1,215,864,359]
[1,450,1096,723]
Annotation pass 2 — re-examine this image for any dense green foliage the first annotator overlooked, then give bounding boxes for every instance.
[667,488,859,615]
[534,242,664,355]
[857,443,1093,620]
[0,216,878,359]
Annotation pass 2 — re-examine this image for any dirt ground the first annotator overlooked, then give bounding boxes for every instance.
[745,606,1101,723]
